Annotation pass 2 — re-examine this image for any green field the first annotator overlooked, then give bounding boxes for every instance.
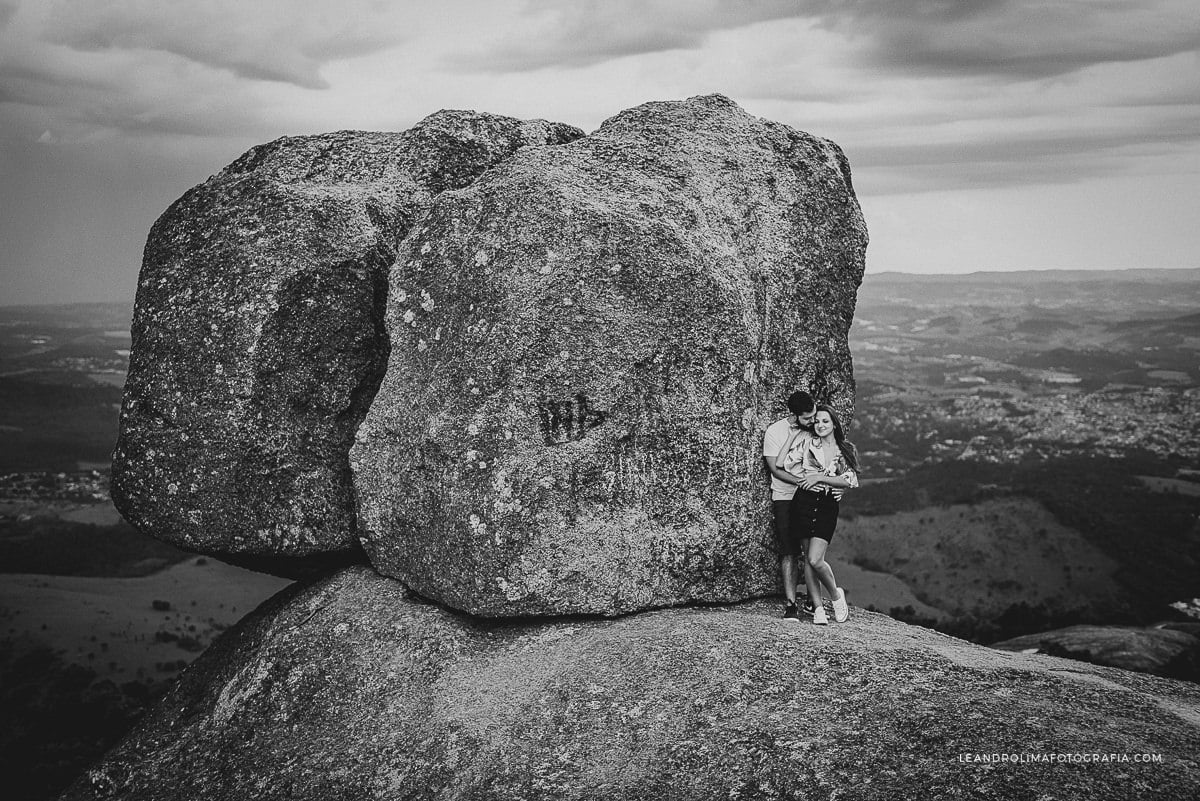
[1,558,291,801]
[0,375,123,471]
[837,454,1200,640]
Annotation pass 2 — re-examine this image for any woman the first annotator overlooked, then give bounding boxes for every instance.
[775,404,860,625]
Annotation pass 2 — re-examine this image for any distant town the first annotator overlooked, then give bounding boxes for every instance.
[857,376,1200,474]
[1,271,1198,493]
[849,271,1200,476]
[0,469,110,503]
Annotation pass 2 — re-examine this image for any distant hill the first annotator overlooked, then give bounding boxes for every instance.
[869,268,1200,282]
[0,302,132,471]
[846,269,1199,649]
[1105,310,1200,333]
[859,268,1200,316]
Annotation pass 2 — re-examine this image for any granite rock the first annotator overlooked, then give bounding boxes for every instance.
[352,94,867,615]
[62,566,1200,801]
[112,112,582,576]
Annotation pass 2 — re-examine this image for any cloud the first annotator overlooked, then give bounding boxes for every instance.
[694,9,1200,194]
[859,124,1198,173]
[1099,80,1200,110]
[0,0,419,144]
[460,0,1200,81]
[814,0,1200,80]
[452,0,804,71]
[849,102,1200,194]
[42,0,408,89]
[0,59,122,101]
[0,49,268,142]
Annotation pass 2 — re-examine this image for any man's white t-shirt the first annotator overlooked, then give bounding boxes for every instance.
[762,417,800,501]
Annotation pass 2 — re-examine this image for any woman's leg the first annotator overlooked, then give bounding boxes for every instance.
[806,537,839,600]
[801,538,819,606]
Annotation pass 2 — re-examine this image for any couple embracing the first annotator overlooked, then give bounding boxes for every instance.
[762,391,860,625]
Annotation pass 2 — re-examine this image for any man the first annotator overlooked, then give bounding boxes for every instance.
[762,390,816,620]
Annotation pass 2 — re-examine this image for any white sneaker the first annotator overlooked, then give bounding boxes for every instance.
[831,587,849,623]
[812,606,829,625]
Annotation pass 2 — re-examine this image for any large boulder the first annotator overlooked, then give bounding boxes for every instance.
[352,94,867,616]
[112,112,583,576]
[63,566,1200,801]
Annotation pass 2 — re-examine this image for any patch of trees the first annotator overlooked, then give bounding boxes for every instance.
[0,377,123,471]
[850,452,1200,625]
[0,637,169,801]
[0,517,193,577]
[889,602,1090,646]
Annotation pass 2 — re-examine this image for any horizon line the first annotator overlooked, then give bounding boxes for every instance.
[2,265,1198,309]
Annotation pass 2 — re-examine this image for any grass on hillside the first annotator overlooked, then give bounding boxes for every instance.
[0,636,168,801]
[0,516,194,577]
[0,376,122,472]
[845,453,1200,627]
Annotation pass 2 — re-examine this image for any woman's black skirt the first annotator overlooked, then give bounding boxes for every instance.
[789,488,840,543]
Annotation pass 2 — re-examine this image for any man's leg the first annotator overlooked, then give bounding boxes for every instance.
[781,553,798,604]
[774,500,801,618]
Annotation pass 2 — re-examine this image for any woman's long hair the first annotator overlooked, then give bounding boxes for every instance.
[816,404,860,472]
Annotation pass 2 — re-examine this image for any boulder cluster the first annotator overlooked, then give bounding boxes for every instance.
[88,95,1200,800]
[112,93,867,614]
[112,111,582,579]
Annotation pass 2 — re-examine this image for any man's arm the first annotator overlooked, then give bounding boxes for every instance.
[798,473,853,490]
[763,423,804,485]
[774,428,805,470]
[763,457,801,485]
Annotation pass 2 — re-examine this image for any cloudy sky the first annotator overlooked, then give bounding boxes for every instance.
[1,0,1198,305]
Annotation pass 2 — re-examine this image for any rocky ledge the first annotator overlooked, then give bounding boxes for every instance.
[62,567,1200,800]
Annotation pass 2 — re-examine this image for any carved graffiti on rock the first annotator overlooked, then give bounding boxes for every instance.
[538,394,608,445]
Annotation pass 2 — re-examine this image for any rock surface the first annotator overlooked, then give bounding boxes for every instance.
[63,566,1200,801]
[352,94,867,615]
[992,623,1200,681]
[112,112,582,576]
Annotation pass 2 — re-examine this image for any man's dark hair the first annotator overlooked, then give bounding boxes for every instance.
[786,390,815,415]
